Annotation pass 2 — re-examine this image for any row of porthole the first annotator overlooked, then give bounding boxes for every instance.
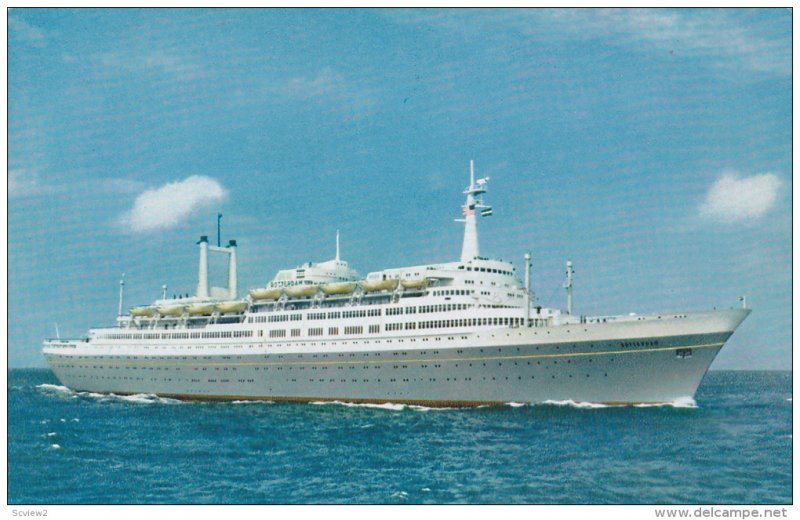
[58,358,613,380]
[55,355,615,373]
[59,341,617,363]
[67,371,611,384]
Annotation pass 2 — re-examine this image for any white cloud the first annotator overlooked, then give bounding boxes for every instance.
[699,172,781,223]
[119,176,227,233]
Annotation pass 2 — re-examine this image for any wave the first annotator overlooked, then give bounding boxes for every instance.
[109,393,183,405]
[80,392,181,405]
[35,384,76,397]
[499,396,700,409]
[310,400,454,411]
[231,400,274,404]
[311,400,406,411]
[634,397,697,409]
[36,385,182,405]
[50,444,61,449]
[407,404,455,412]
[540,399,618,409]
[786,398,792,402]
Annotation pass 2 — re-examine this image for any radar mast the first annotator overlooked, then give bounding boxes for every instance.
[456,160,492,262]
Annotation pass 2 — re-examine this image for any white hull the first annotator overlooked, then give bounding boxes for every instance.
[44,309,748,405]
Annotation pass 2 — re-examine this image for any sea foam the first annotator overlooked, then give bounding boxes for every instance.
[634,396,698,409]
[311,400,406,411]
[310,400,453,411]
[36,384,74,397]
[541,399,617,409]
[37,384,182,405]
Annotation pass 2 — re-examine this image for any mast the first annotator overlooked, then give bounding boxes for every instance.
[564,260,574,315]
[456,160,491,262]
[118,274,125,317]
[336,229,340,262]
[524,253,531,324]
[217,213,222,247]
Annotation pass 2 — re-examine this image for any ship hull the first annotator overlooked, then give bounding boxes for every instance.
[43,309,748,406]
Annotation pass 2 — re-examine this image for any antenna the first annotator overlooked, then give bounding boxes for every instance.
[217,213,222,247]
[470,159,475,189]
[162,284,168,300]
[336,229,340,262]
[54,323,60,340]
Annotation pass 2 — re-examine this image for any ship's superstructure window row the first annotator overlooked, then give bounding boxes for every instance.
[100,330,254,340]
[98,314,538,344]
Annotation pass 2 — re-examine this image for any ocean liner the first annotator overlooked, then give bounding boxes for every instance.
[43,162,749,406]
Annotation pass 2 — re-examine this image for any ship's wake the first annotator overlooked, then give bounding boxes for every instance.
[310,400,453,412]
[634,396,697,409]
[35,384,76,398]
[36,384,181,405]
[506,396,698,409]
[539,400,620,409]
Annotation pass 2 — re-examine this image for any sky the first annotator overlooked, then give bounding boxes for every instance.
[8,8,791,369]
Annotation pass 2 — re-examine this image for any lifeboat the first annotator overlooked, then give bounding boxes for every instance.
[186,303,215,316]
[360,278,399,292]
[130,306,156,317]
[284,285,319,298]
[249,288,282,300]
[216,301,248,314]
[157,306,184,317]
[321,282,357,295]
[401,278,430,290]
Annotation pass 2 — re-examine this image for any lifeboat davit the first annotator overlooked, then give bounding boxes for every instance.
[157,306,184,317]
[216,301,248,314]
[187,303,215,316]
[360,279,399,292]
[249,288,282,300]
[130,306,156,317]
[401,278,430,290]
[284,285,319,298]
[321,282,357,295]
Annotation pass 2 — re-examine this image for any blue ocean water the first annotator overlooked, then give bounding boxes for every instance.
[7,369,791,504]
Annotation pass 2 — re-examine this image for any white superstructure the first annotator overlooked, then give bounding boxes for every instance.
[43,162,749,406]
